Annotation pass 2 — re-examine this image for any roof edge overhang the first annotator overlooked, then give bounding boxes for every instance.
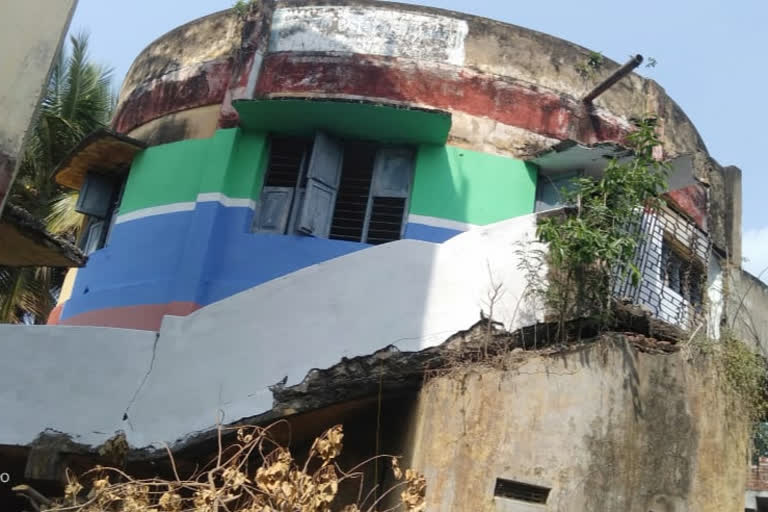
[530,140,633,178]
[530,140,702,191]
[233,97,452,145]
[54,128,147,191]
[0,203,87,267]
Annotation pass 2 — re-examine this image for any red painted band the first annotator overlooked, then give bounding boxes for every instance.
[56,301,202,331]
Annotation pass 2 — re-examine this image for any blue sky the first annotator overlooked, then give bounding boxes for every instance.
[70,0,767,278]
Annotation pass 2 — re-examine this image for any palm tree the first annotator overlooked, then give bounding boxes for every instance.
[0,32,114,323]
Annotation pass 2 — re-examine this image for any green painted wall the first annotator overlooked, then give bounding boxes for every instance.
[120,128,268,214]
[235,99,451,145]
[410,145,538,225]
[119,128,536,227]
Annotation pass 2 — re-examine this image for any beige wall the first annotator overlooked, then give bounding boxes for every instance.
[405,338,748,511]
[0,0,77,212]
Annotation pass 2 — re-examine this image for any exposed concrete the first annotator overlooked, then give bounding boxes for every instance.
[218,0,276,128]
[0,0,77,212]
[727,268,768,357]
[723,165,743,264]
[114,1,707,162]
[116,9,240,107]
[126,105,220,145]
[405,337,748,511]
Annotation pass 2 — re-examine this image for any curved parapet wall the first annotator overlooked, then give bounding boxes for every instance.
[113,0,706,159]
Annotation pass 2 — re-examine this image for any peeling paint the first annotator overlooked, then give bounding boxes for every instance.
[113,59,233,135]
[270,6,468,66]
[256,53,627,144]
[665,183,708,231]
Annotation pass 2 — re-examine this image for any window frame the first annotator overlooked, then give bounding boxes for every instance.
[77,173,126,255]
[253,132,414,245]
[659,235,705,307]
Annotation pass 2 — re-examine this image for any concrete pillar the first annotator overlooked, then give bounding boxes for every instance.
[0,0,78,213]
[723,165,742,265]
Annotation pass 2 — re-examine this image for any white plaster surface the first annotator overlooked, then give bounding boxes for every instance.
[0,215,541,449]
[0,325,156,447]
[270,6,468,66]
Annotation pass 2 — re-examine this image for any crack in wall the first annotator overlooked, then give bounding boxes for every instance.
[122,332,160,428]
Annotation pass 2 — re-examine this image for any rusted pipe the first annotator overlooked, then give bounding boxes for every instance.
[582,54,643,104]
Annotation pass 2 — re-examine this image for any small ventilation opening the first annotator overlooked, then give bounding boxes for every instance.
[494,478,550,504]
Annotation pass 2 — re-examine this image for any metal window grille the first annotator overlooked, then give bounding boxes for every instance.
[613,206,711,331]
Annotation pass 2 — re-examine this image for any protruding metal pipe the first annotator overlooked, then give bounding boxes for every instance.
[582,54,643,104]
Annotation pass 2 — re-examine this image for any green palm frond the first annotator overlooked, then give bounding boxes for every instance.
[47,191,83,236]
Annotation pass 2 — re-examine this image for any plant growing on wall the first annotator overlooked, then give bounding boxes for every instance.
[533,117,670,341]
[232,0,259,19]
[575,51,605,80]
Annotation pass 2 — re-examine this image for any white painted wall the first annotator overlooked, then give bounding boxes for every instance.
[0,215,542,449]
[0,325,156,447]
[270,6,468,66]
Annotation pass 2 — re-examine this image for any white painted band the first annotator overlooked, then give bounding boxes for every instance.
[115,202,196,224]
[270,6,468,66]
[407,214,481,232]
[196,193,256,210]
[115,194,256,225]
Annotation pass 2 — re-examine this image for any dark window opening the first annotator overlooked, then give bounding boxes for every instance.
[494,478,550,504]
[76,172,126,255]
[660,240,704,306]
[330,141,376,242]
[367,197,406,245]
[263,137,312,188]
[254,132,413,244]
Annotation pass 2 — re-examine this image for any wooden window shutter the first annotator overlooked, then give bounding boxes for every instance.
[297,132,344,238]
[76,172,115,218]
[364,147,413,244]
[82,219,106,255]
[253,187,295,234]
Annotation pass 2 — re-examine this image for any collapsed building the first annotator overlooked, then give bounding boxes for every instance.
[2,1,767,510]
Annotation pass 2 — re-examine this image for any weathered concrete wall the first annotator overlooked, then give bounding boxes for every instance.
[0,0,77,211]
[406,338,748,511]
[727,268,768,357]
[113,0,707,162]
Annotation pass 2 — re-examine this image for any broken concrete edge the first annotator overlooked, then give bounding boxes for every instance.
[1,203,87,267]
[9,304,690,471]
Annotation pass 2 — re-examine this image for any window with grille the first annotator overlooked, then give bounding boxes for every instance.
[253,133,413,245]
[660,239,704,306]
